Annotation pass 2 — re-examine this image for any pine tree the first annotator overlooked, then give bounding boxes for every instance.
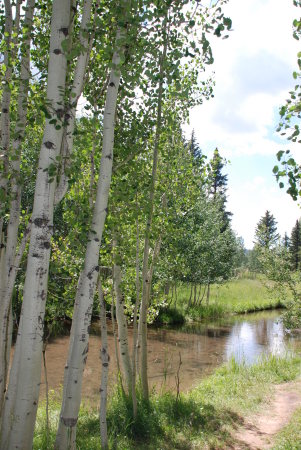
[282,232,290,250]
[207,147,232,230]
[290,220,301,270]
[254,210,280,249]
[189,129,203,166]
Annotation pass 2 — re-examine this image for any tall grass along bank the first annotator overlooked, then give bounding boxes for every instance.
[157,277,285,324]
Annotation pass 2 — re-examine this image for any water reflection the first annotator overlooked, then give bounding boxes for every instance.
[41,310,301,403]
[225,312,296,363]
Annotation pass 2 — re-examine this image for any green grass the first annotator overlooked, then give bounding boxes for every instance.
[156,306,186,325]
[272,407,301,450]
[158,277,285,324]
[33,354,301,450]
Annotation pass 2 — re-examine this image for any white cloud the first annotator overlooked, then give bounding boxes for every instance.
[184,0,301,248]
[228,177,301,248]
[186,0,299,142]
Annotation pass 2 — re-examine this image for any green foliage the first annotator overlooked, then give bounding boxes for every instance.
[289,219,301,270]
[274,1,301,200]
[254,210,280,249]
[1,0,236,335]
[188,129,205,168]
[155,306,185,325]
[245,248,262,273]
[258,246,301,329]
[207,147,232,230]
[162,193,239,288]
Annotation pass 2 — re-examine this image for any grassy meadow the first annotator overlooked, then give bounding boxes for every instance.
[156,276,285,325]
[33,354,301,449]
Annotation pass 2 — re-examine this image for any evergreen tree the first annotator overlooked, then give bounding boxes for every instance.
[282,232,290,250]
[254,210,280,249]
[290,220,301,270]
[188,129,204,168]
[207,147,232,230]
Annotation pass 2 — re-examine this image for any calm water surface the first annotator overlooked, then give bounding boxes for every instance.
[41,310,301,403]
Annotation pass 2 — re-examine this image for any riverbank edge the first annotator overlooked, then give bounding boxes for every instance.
[155,298,285,326]
[34,354,301,449]
[155,277,286,325]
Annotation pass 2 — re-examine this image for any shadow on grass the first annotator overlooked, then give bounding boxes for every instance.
[155,306,186,325]
[100,388,243,449]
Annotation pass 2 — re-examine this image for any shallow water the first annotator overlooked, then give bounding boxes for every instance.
[40,310,301,403]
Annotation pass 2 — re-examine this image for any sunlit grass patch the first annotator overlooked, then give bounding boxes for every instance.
[161,278,285,323]
[193,355,301,416]
[272,407,301,450]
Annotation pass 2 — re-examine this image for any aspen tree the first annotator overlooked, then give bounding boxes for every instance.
[54,0,94,205]
[140,15,168,400]
[0,0,35,415]
[98,281,109,450]
[0,1,13,235]
[136,0,232,398]
[132,207,140,417]
[55,3,131,447]
[0,1,71,447]
[113,248,133,394]
[0,0,22,237]
[1,0,95,425]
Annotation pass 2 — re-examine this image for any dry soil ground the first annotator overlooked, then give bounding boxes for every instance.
[234,380,301,449]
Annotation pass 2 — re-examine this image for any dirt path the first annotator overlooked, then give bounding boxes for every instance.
[234,379,301,449]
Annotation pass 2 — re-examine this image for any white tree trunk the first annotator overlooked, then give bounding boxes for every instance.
[132,212,140,417]
[139,234,162,400]
[0,318,23,446]
[0,226,31,438]
[0,226,31,421]
[140,244,150,399]
[0,0,13,240]
[0,1,71,448]
[0,0,35,416]
[98,281,109,450]
[111,287,123,385]
[55,13,129,448]
[113,259,133,395]
[0,0,22,203]
[54,0,93,205]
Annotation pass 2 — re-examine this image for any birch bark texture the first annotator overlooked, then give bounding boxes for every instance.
[140,21,168,400]
[55,6,130,448]
[132,210,140,417]
[0,0,13,240]
[0,1,71,448]
[99,281,109,450]
[0,0,35,415]
[54,0,93,205]
[113,257,133,394]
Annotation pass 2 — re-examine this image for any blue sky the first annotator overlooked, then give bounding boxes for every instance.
[185,0,301,248]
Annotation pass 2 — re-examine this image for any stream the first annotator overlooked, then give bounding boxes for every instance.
[40,310,301,403]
